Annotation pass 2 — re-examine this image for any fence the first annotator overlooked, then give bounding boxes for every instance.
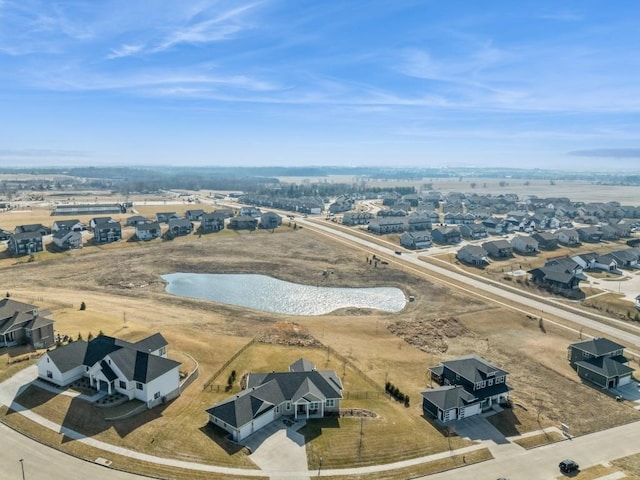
[179,352,200,392]
[322,343,386,393]
[203,338,255,391]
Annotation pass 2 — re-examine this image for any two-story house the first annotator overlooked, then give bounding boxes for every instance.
[0,298,55,349]
[567,337,633,389]
[421,355,511,423]
[91,217,122,244]
[8,232,43,256]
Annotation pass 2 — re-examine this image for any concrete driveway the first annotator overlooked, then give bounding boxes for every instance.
[612,381,640,403]
[244,418,310,480]
[451,414,509,445]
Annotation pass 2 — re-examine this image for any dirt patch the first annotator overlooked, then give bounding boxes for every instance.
[339,408,378,418]
[387,316,475,354]
[255,321,322,347]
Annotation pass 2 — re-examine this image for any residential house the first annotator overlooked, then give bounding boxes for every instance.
[328,195,355,214]
[599,225,620,241]
[421,355,510,423]
[228,215,258,230]
[206,359,343,442]
[431,226,461,245]
[342,212,374,226]
[528,258,586,298]
[52,219,85,233]
[125,215,150,227]
[156,212,179,223]
[460,223,488,240]
[239,206,262,218]
[554,228,580,246]
[482,240,513,259]
[199,213,225,233]
[185,209,205,221]
[0,298,54,349]
[404,213,432,231]
[567,338,633,389]
[167,218,193,237]
[608,249,640,269]
[91,217,122,244]
[51,230,82,250]
[260,212,282,230]
[368,217,406,234]
[37,333,181,409]
[456,245,489,267]
[531,232,558,250]
[510,235,539,255]
[400,232,432,250]
[135,222,162,241]
[8,232,43,256]
[481,217,508,235]
[577,226,603,244]
[572,253,619,273]
[15,224,51,236]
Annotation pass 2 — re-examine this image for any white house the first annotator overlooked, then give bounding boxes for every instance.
[51,230,83,250]
[38,333,180,409]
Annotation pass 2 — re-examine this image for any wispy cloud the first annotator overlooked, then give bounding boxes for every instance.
[568,148,640,158]
[107,43,144,59]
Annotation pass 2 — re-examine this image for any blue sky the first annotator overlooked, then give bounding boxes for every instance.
[1,0,640,170]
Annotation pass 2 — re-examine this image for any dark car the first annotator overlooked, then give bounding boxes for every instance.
[559,459,579,473]
[394,251,402,255]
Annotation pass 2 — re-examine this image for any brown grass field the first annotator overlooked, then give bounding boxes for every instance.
[1,198,640,477]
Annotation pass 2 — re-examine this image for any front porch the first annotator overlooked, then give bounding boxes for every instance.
[294,399,325,420]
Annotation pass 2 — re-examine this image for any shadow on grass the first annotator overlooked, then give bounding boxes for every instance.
[298,416,341,443]
[484,408,523,437]
[198,422,248,455]
[6,385,174,443]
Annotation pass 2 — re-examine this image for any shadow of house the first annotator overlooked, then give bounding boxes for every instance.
[198,423,249,456]
[298,416,341,444]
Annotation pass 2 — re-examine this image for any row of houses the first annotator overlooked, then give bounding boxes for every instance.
[2,209,286,255]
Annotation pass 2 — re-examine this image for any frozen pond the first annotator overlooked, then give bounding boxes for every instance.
[162,273,406,316]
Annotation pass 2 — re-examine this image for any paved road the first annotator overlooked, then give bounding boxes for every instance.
[0,422,142,480]
[298,218,640,348]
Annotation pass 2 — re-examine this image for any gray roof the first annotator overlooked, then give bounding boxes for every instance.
[47,341,89,373]
[575,356,633,379]
[570,337,625,356]
[433,355,508,383]
[207,367,343,429]
[0,299,54,336]
[420,385,477,411]
[290,358,315,372]
[47,333,179,384]
[136,221,161,231]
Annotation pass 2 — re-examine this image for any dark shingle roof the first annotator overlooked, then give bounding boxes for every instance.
[108,347,180,383]
[575,356,633,378]
[47,341,89,373]
[133,332,168,353]
[435,355,508,383]
[420,385,477,411]
[570,337,625,356]
[289,358,315,372]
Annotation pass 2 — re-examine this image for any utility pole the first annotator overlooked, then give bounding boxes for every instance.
[19,459,25,480]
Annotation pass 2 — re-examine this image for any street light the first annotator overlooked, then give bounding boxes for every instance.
[318,456,323,476]
[19,458,25,480]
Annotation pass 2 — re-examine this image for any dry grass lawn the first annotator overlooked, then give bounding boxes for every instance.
[1,221,640,477]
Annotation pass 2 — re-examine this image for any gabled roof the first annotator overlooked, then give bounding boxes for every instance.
[433,355,508,383]
[47,341,88,373]
[136,221,161,231]
[570,337,625,356]
[133,332,168,352]
[108,348,180,383]
[11,231,43,241]
[575,356,633,379]
[208,364,343,429]
[420,385,477,411]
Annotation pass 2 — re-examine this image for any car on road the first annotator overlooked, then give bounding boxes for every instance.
[394,251,402,255]
[559,459,579,474]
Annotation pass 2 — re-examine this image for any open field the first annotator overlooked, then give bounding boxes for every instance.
[1,223,640,476]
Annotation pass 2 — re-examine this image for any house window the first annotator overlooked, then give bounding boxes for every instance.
[136,382,143,390]
[286,402,291,410]
[275,405,280,414]
[46,357,49,363]
[119,381,126,389]
[495,376,504,384]
[582,351,592,358]
[154,391,160,400]
[326,399,335,407]
[85,366,89,372]
[488,379,494,386]
[159,346,167,356]
[46,370,52,379]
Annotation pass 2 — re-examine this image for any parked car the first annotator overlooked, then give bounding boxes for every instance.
[559,459,579,474]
